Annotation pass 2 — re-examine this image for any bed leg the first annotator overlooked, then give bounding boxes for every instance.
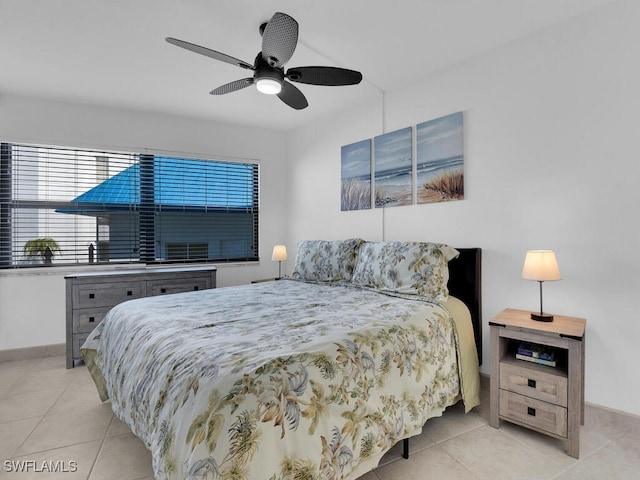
[402,438,409,459]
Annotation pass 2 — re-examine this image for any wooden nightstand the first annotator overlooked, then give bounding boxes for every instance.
[489,308,586,458]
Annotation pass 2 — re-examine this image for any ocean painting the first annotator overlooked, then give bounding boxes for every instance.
[341,139,371,211]
[416,111,464,204]
[374,126,412,207]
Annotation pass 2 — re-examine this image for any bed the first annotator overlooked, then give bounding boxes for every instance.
[82,240,482,480]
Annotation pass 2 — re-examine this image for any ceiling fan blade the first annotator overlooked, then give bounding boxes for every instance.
[210,78,254,95]
[166,37,254,70]
[261,12,298,68]
[277,81,308,110]
[286,66,363,86]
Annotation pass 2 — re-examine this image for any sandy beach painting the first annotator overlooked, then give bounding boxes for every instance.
[374,126,412,207]
[416,111,464,204]
[341,139,371,211]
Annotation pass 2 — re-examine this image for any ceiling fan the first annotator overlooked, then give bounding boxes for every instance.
[166,12,362,110]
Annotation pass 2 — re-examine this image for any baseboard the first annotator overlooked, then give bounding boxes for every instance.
[0,343,65,363]
[585,401,640,420]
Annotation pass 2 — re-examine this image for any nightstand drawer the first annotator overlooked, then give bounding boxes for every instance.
[500,360,567,407]
[500,390,567,437]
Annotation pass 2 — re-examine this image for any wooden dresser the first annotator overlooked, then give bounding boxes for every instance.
[65,266,217,368]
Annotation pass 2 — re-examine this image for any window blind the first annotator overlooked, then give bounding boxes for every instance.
[0,143,259,268]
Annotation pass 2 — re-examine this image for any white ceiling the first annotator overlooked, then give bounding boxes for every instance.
[0,0,614,131]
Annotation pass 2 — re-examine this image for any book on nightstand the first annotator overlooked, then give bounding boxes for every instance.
[516,342,557,367]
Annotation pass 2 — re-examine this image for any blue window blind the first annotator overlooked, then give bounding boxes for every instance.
[0,143,259,268]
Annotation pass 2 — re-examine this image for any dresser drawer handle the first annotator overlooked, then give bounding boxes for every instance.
[527,407,536,416]
[193,285,199,291]
[161,288,167,293]
[127,290,133,296]
[89,293,95,299]
[528,379,537,388]
[89,316,95,322]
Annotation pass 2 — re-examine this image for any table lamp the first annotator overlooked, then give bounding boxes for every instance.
[271,245,288,279]
[521,250,561,322]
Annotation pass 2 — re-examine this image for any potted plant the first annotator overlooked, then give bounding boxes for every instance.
[23,237,61,265]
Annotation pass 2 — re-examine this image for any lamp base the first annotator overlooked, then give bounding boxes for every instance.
[531,312,554,322]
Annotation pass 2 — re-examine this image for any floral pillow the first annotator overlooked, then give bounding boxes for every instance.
[291,238,365,282]
[351,241,459,301]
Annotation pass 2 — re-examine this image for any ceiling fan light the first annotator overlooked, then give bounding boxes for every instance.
[256,77,282,95]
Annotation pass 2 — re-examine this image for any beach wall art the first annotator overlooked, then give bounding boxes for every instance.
[340,111,464,210]
[374,127,413,208]
[341,139,372,211]
[416,111,464,204]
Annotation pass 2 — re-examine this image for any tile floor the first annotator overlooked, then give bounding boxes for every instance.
[1,356,639,479]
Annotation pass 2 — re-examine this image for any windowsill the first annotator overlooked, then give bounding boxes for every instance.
[0,261,261,277]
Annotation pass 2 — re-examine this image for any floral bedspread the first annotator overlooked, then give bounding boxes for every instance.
[86,279,479,480]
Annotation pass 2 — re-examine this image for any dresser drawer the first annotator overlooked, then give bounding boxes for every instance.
[73,307,112,333]
[500,390,567,437]
[148,278,211,296]
[500,361,567,407]
[73,281,145,309]
[72,333,91,358]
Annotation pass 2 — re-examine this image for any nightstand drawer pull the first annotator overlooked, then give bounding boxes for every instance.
[528,379,537,388]
[527,407,536,416]
[89,316,95,322]
[89,293,95,299]
[161,288,167,293]
[127,290,133,296]
[193,285,199,291]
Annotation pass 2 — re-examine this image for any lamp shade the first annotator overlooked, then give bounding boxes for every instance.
[522,250,561,281]
[271,245,288,262]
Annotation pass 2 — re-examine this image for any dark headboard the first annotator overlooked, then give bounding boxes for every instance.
[448,248,482,365]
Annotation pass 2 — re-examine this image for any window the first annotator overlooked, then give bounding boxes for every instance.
[0,143,259,268]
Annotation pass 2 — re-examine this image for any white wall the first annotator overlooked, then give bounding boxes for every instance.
[0,95,288,350]
[285,0,640,415]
